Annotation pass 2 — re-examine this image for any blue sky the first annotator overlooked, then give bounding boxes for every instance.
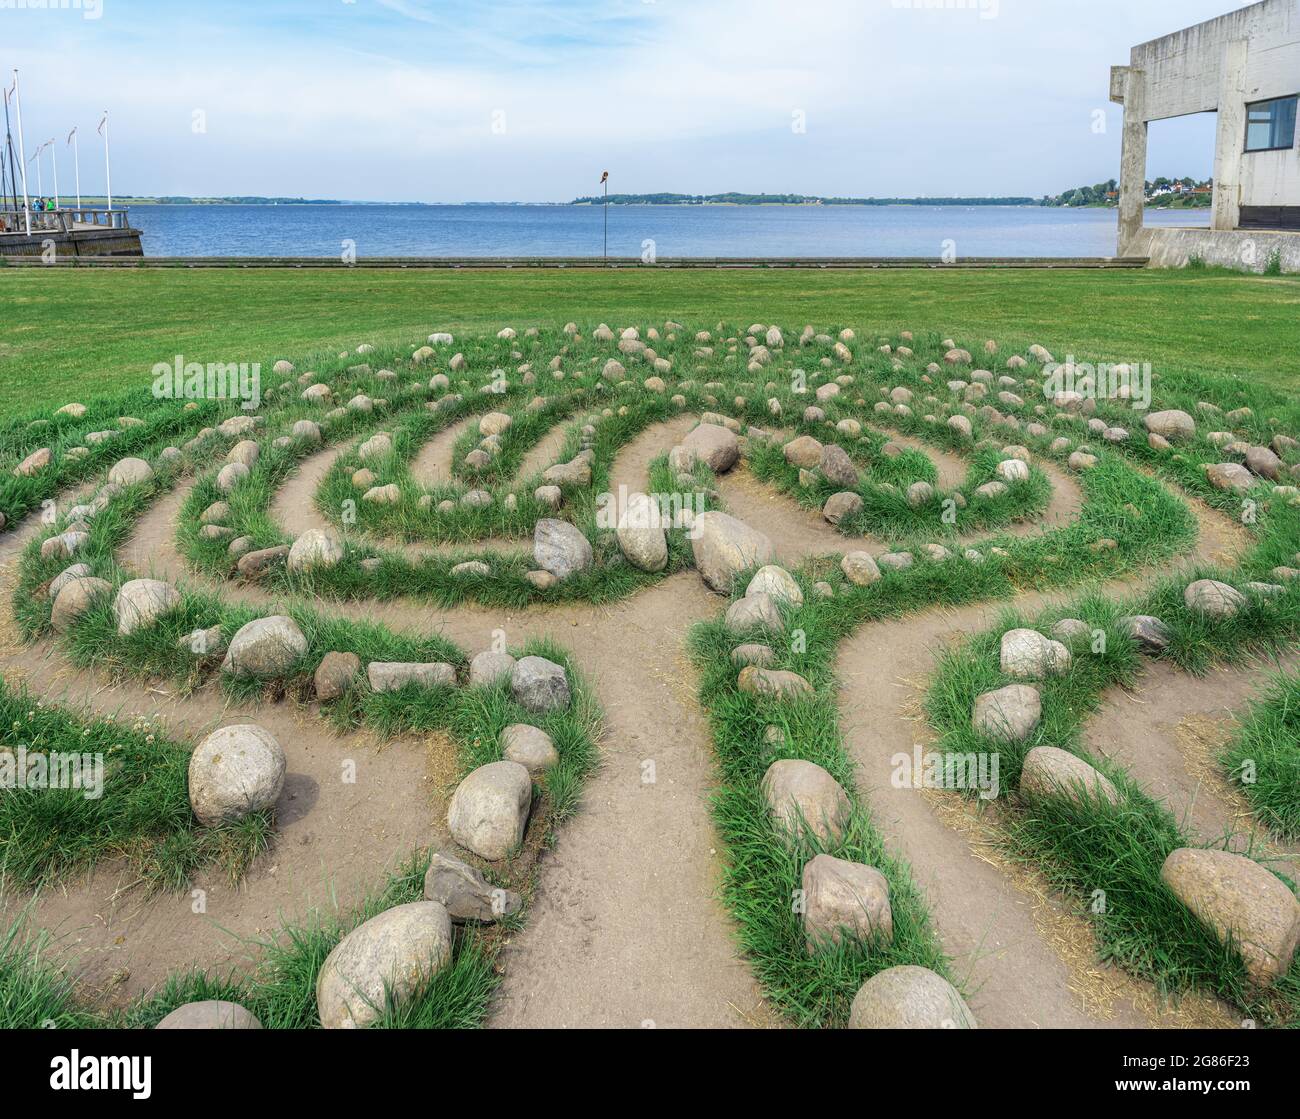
[3,0,1235,201]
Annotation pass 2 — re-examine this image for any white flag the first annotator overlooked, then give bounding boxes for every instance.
[97,113,108,135]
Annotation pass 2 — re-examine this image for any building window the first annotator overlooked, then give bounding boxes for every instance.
[1244,95,1297,153]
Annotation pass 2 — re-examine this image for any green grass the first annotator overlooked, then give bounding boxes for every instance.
[0,682,272,892]
[2,268,1299,414]
[1221,671,1300,842]
[923,569,1300,1027]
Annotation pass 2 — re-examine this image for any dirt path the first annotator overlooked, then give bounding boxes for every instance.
[1086,658,1300,881]
[7,414,773,1026]
[409,415,477,488]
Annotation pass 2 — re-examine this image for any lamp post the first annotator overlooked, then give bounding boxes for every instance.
[600,170,608,262]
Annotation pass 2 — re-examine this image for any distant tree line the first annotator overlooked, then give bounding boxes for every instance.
[1040,177,1213,208]
[570,192,1035,206]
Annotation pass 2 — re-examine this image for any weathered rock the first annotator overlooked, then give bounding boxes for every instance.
[690,511,775,593]
[237,545,290,579]
[108,457,154,487]
[48,563,92,598]
[1161,848,1300,985]
[469,651,516,688]
[316,901,453,1029]
[222,615,308,678]
[841,552,882,587]
[819,445,860,488]
[1245,446,1282,480]
[188,723,286,826]
[848,966,977,1029]
[51,576,112,632]
[156,1001,263,1030]
[1021,746,1120,807]
[823,492,863,524]
[738,666,814,700]
[479,411,512,437]
[731,644,776,668]
[746,565,803,607]
[972,684,1041,743]
[1184,579,1246,619]
[1000,628,1071,679]
[41,531,88,561]
[113,578,181,636]
[802,854,893,951]
[1143,410,1196,441]
[995,458,1030,483]
[1122,614,1172,653]
[533,519,593,579]
[615,492,668,572]
[683,424,740,473]
[501,724,559,774]
[762,759,850,844]
[288,528,345,573]
[367,662,456,692]
[448,761,532,860]
[725,592,784,634]
[314,651,361,700]
[783,436,824,469]
[14,448,52,476]
[423,851,521,922]
[510,655,571,712]
[1205,462,1254,494]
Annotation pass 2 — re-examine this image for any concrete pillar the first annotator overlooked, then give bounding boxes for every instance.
[1211,39,1248,232]
[1118,68,1148,256]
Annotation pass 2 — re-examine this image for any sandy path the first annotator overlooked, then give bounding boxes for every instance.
[1086,659,1300,881]
[8,414,773,1026]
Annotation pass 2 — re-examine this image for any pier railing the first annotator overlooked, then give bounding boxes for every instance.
[0,208,130,234]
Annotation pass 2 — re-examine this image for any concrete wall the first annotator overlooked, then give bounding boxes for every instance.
[1112,0,1299,254]
[1130,226,1299,272]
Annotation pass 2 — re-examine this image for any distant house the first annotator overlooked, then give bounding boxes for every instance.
[1110,0,1298,272]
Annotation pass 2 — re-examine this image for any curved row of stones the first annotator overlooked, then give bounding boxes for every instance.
[972,579,1300,986]
[26,321,1299,1029]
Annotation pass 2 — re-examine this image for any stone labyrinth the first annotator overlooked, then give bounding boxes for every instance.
[3,319,1299,1029]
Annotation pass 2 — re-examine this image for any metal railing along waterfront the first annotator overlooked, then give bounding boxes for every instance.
[0,207,130,234]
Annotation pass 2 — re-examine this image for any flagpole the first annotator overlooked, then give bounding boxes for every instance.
[31,144,42,200]
[603,175,608,263]
[49,139,58,210]
[99,110,111,212]
[69,128,80,210]
[12,70,30,234]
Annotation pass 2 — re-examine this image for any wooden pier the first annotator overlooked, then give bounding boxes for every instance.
[0,208,143,258]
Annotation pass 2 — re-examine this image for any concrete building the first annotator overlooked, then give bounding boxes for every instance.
[1111,0,1299,272]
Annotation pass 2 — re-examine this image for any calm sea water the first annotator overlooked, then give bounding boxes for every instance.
[124,203,1209,259]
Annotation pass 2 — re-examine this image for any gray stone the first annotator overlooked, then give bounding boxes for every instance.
[1184,579,1246,619]
[316,901,453,1029]
[423,850,522,922]
[1021,746,1120,807]
[761,758,851,844]
[841,552,882,587]
[615,492,669,573]
[683,423,740,473]
[448,761,533,860]
[690,511,775,593]
[819,444,859,488]
[1144,410,1196,441]
[802,854,893,951]
[222,615,308,678]
[470,651,516,688]
[738,666,813,700]
[113,579,181,636]
[823,492,863,524]
[972,684,1041,743]
[1122,615,1172,653]
[501,724,559,774]
[188,724,286,826]
[725,592,784,634]
[746,565,803,607]
[1161,848,1300,985]
[1000,628,1070,679]
[367,662,456,692]
[533,519,593,579]
[288,528,345,573]
[108,457,154,487]
[848,966,977,1029]
[511,655,571,712]
[51,576,112,632]
[156,1000,263,1030]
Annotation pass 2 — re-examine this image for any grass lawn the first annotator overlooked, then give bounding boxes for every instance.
[1,266,1297,414]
